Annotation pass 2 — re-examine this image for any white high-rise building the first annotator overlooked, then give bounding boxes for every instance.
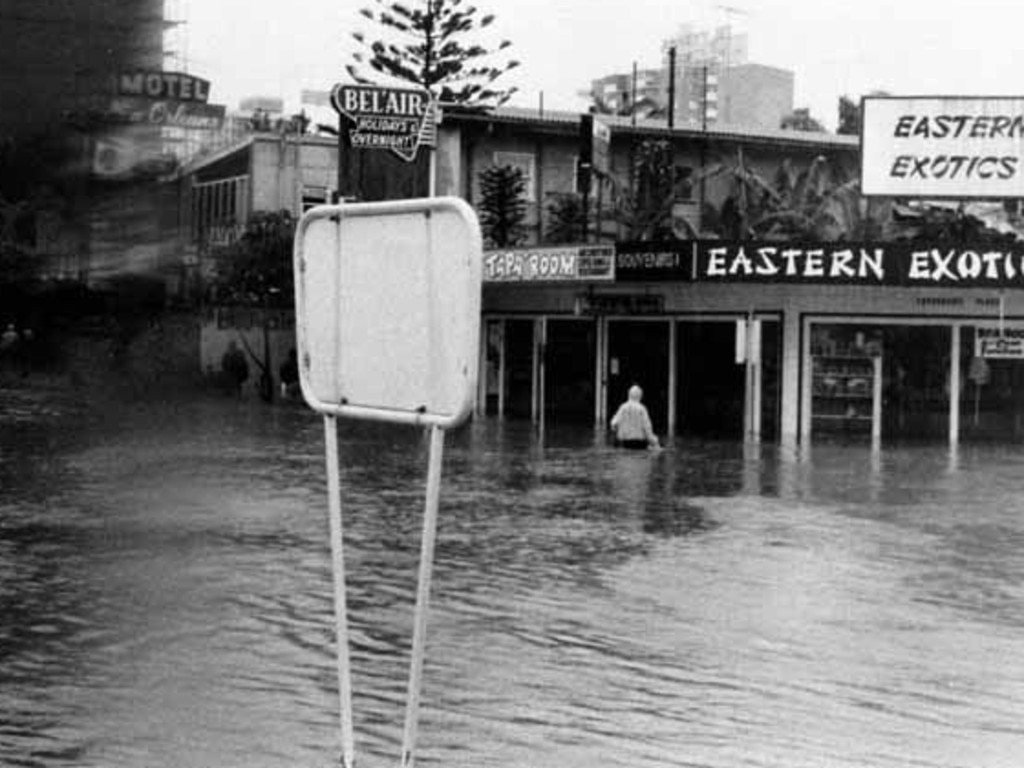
[661,24,792,131]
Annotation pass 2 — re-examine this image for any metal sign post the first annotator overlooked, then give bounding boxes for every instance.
[323,414,356,768]
[294,197,482,768]
[400,423,444,768]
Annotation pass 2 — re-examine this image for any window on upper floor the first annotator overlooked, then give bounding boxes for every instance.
[301,185,331,212]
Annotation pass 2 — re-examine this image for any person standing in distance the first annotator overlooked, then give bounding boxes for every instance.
[610,384,660,450]
[221,340,250,398]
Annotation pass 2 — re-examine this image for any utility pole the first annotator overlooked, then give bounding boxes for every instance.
[702,65,709,132]
[667,46,676,129]
[631,61,638,128]
[699,65,708,224]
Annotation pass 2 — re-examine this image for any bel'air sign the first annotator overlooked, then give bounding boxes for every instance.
[484,245,615,282]
[862,96,1024,198]
[330,84,437,161]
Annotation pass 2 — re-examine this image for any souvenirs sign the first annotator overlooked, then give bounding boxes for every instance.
[615,241,693,282]
[330,84,438,162]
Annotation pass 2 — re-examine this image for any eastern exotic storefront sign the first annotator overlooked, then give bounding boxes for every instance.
[696,242,1024,288]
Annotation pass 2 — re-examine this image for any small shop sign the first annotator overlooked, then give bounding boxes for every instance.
[575,293,663,315]
[975,324,1024,358]
[615,241,693,281]
[93,97,226,130]
[592,117,611,176]
[484,245,614,282]
[330,84,438,161]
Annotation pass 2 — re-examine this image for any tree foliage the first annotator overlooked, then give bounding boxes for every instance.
[697,150,853,240]
[545,192,587,244]
[208,210,296,306]
[608,140,694,240]
[780,108,825,133]
[588,94,665,121]
[888,203,1018,244]
[347,0,520,106]
[478,164,526,247]
[837,95,861,136]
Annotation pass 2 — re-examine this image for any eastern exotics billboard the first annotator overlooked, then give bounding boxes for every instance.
[861,96,1024,198]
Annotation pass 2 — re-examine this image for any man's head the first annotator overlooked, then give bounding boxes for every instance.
[628,384,643,402]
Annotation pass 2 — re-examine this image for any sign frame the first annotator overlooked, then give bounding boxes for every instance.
[293,196,482,429]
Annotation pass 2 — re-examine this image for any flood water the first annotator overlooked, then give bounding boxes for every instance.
[2,387,1024,768]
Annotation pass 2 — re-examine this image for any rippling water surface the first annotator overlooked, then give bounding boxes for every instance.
[2,388,1023,768]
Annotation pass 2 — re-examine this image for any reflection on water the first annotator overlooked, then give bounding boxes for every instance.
[2,391,1024,768]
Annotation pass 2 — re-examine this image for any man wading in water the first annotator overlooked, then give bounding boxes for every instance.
[610,384,661,450]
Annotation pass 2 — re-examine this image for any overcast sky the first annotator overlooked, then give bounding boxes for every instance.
[180,0,1024,130]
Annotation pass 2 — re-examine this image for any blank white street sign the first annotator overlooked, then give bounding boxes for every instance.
[293,196,482,428]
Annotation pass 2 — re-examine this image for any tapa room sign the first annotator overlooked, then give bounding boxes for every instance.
[861,96,1024,198]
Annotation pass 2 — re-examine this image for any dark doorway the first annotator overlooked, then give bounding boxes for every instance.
[545,319,596,423]
[504,319,534,419]
[879,324,951,442]
[677,321,745,438]
[759,319,782,442]
[956,325,1024,442]
[606,320,669,433]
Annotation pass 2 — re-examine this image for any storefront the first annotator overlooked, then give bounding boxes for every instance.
[480,240,1024,447]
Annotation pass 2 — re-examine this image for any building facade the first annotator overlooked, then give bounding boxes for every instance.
[588,24,793,131]
[435,107,1024,448]
[0,0,167,139]
[0,0,171,285]
[174,132,339,375]
[167,102,1024,449]
[717,64,794,131]
[590,69,667,117]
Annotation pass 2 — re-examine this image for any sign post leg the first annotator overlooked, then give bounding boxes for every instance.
[324,414,356,768]
[400,423,445,768]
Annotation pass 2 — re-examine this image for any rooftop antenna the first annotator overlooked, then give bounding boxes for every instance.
[716,3,749,16]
